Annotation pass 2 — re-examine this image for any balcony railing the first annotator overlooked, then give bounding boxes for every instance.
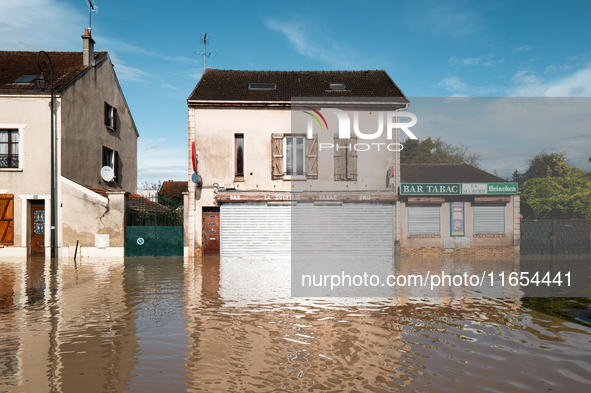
[0,155,19,168]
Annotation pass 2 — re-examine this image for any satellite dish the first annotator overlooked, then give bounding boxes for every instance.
[100,166,114,182]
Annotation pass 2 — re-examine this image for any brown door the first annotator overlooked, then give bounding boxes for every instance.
[30,201,45,255]
[202,210,220,255]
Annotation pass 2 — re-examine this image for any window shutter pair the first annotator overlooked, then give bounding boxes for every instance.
[0,195,14,245]
[271,133,283,180]
[333,134,357,180]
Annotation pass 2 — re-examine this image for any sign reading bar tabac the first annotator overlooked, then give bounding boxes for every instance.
[401,183,518,196]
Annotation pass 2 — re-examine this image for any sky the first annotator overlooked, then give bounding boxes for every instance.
[1,0,590,186]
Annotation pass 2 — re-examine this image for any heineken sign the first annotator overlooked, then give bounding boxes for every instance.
[401,183,518,195]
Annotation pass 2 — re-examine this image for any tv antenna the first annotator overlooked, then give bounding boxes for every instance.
[195,33,216,70]
[86,0,98,32]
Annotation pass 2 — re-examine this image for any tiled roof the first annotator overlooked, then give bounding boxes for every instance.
[86,187,108,198]
[0,51,106,91]
[160,181,188,195]
[188,69,407,102]
[400,164,508,183]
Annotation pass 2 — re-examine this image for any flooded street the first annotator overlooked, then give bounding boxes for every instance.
[1,256,590,392]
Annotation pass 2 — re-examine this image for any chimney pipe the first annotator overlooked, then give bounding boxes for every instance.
[82,29,95,67]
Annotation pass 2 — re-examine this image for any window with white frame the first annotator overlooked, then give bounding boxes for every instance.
[408,205,441,236]
[473,205,505,235]
[0,130,19,169]
[104,102,118,131]
[284,136,305,177]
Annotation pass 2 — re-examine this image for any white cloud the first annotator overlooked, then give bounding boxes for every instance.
[264,18,361,69]
[512,45,533,52]
[436,76,507,96]
[512,66,591,97]
[0,0,84,50]
[108,51,152,84]
[448,54,503,68]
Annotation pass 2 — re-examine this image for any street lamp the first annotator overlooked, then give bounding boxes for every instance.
[36,51,56,258]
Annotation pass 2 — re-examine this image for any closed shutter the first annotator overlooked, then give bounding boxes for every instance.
[474,205,505,235]
[347,135,357,180]
[114,151,120,181]
[104,102,109,126]
[408,205,440,236]
[306,134,318,179]
[221,204,291,257]
[113,107,118,131]
[334,134,346,180]
[271,134,283,180]
[0,195,14,245]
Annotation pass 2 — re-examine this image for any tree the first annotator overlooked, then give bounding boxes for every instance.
[511,150,568,184]
[401,137,481,167]
[519,154,591,225]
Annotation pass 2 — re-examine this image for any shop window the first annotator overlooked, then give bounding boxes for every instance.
[408,205,440,236]
[0,130,19,169]
[334,134,357,180]
[473,205,505,235]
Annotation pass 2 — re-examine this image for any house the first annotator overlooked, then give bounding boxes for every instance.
[398,164,520,256]
[186,69,409,257]
[0,30,138,257]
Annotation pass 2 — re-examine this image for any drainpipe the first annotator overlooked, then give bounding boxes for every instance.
[394,104,409,256]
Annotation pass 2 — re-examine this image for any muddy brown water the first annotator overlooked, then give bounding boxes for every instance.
[0,256,590,392]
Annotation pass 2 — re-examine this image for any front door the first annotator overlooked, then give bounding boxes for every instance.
[202,209,220,255]
[30,201,45,255]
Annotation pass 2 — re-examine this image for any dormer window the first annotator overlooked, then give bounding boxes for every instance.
[329,83,346,90]
[248,83,276,90]
[104,102,118,131]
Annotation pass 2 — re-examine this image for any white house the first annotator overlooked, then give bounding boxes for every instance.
[0,31,138,258]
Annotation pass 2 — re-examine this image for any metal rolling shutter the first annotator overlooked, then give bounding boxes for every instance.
[221,204,291,257]
[473,205,505,235]
[221,203,394,258]
[408,206,440,236]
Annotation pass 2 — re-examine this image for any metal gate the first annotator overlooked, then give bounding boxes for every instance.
[125,194,184,257]
[521,219,590,255]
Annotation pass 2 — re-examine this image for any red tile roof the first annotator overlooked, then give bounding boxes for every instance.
[0,51,107,91]
[86,187,108,198]
[160,181,188,196]
[188,69,408,102]
[400,164,508,183]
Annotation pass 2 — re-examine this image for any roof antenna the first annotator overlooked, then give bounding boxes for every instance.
[86,0,98,33]
[195,33,216,70]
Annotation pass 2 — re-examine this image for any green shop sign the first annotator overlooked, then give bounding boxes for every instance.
[400,183,460,195]
[400,183,518,195]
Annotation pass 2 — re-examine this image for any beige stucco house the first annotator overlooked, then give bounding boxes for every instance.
[0,31,138,258]
[187,70,409,257]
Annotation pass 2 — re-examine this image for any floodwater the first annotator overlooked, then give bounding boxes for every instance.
[0,256,590,392]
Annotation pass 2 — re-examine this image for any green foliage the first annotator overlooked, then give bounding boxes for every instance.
[512,151,569,183]
[520,153,591,225]
[401,137,481,167]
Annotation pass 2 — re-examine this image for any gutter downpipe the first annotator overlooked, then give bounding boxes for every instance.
[394,103,410,257]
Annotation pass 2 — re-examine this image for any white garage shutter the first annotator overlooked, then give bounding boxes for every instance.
[221,203,394,258]
[473,205,505,235]
[408,206,440,236]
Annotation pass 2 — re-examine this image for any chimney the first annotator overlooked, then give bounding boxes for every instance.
[82,29,95,67]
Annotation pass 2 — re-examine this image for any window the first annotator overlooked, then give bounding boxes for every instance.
[473,205,505,235]
[333,134,357,180]
[102,147,120,181]
[408,206,440,236]
[271,134,317,180]
[329,83,346,90]
[235,134,244,178]
[248,83,276,90]
[0,130,19,169]
[0,194,14,245]
[104,102,118,130]
[12,75,37,84]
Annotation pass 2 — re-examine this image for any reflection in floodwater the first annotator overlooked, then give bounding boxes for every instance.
[0,255,589,392]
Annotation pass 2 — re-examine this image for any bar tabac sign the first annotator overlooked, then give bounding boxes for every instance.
[400,183,518,195]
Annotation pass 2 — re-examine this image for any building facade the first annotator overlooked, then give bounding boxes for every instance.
[0,31,138,258]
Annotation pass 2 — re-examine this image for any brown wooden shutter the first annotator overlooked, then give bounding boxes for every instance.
[0,195,14,245]
[334,134,346,180]
[271,133,284,180]
[104,102,109,126]
[306,134,318,179]
[347,135,358,180]
[113,107,118,131]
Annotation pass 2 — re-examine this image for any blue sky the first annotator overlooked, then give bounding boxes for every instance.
[2,0,591,185]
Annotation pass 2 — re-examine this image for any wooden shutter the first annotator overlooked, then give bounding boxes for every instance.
[0,195,14,245]
[334,134,346,180]
[104,102,109,126]
[347,135,357,180]
[113,107,118,131]
[306,134,318,179]
[271,133,284,180]
[114,151,120,181]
